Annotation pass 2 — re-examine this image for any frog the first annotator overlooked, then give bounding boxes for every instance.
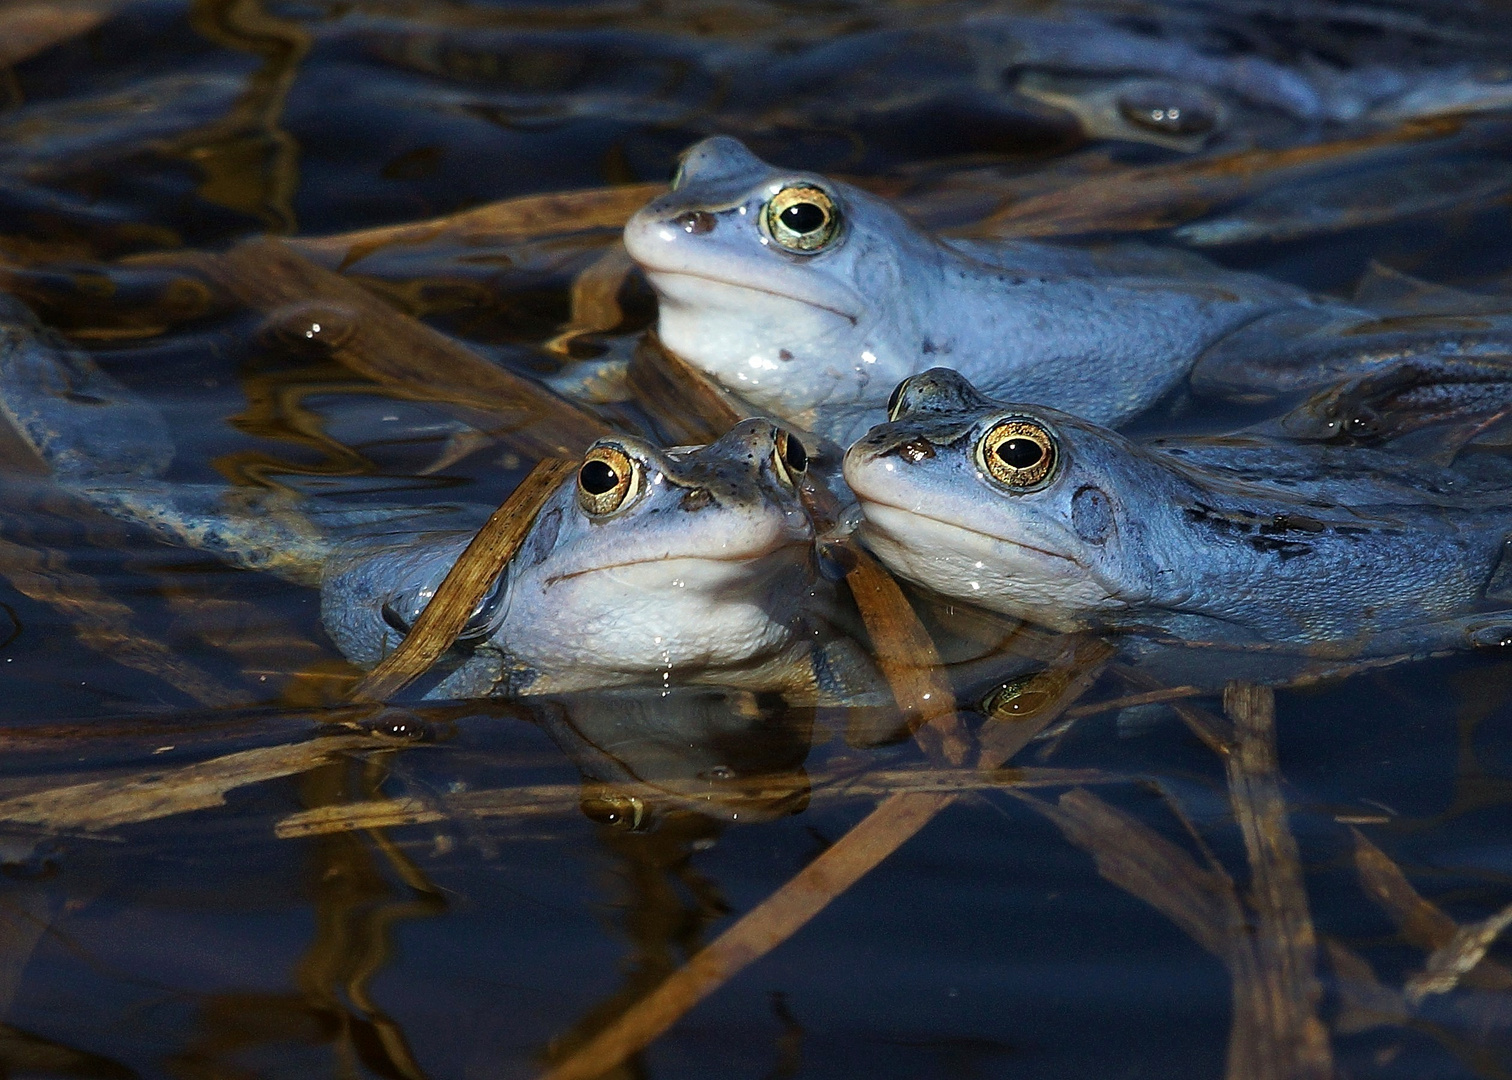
[623,136,1313,446]
[842,368,1512,669]
[0,294,879,702]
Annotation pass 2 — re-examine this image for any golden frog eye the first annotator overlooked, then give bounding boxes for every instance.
[763,184,842,253]
[977,417,1058,490]
[981,673,1052,720]
[577,445,640,515]
[580,793,650,831]
[772,429,807,485]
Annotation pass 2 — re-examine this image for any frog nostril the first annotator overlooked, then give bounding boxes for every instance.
[676,210,716,235]
[898,437,935,463]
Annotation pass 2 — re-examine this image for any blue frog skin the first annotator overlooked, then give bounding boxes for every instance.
[623,136,1314,445]
[0,294,878,701]
[842,368,1512,665]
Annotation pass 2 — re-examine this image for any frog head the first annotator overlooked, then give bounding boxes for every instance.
[623,137,941,436]
[842,369,1161,630]
[501,418,818,690]
[326,419,820,694]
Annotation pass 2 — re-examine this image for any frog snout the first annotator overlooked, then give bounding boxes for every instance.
[845,431,936,468]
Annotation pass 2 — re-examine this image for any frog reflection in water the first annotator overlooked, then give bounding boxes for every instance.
[0,296,876,700]
[624,136,1310,445]
[531,687,815,830]
[843,368,1512,670]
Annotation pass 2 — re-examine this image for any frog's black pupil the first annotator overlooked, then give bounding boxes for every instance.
[886,381,906,418]
[996,438,1043,469]
[782,434,807,473]
[580,459,620,495]
[779,202,826,235]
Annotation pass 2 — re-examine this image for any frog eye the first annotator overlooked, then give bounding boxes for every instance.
[886,378,912,421]
[763,184,842,253]
[977,418,1058,490]
[772,429,808,485]
[981,672,1054,720]
[670,158,687,191]
[580,792,651,831]
[577,446,641,515]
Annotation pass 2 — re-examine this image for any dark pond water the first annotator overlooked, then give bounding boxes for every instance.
[6,1,1512,1077]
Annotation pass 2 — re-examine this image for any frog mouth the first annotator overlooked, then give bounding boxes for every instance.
[543,539,810,585]
[855,495,1084,568]
[639,265,862,325]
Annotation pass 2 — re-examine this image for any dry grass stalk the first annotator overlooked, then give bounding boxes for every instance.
[1352,827,1463,947]
[539,589,1115,1080]
[145,238,611,458]
[544,243,638,355]
[0,735,396,831]
[1406,902,1512,1004]
[844,548,973,767]
[1222,682,1332,1080]
[1019,786,1242,960]
[1351,828,1512,992]
[289,184,666,271]
[1320,939,1409,1034]
[1022,684,1333,1079]
[1111,663,1234,754]
[625,334,748,446]
[351,457,576,702]
[539,789,954,1080]
[970,117,1463,239]
[1064,684,1205,720]
[274,765,1126,840]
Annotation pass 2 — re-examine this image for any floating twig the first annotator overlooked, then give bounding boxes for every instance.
[844,548,973,768]
[544,243,638,356]
[0,734,399,832]
[540,587,1113,1080]
[143,238,612,458]
[1352,828,1512,992]
[1222,683,1332,1080]
[351,457,576,703]
[1407,902,1512,1004]
[539,789,954,1080]
[274,765,1128,840]
[289,184,666,272]
[625,333,750,446]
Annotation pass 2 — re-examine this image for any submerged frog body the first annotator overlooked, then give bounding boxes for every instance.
[843,368,1512,665]
[1261,355,1512,463]
[0,295,875,700]
[624,137,1309,445]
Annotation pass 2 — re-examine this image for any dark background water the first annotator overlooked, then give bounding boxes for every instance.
[6,1,1512,1077]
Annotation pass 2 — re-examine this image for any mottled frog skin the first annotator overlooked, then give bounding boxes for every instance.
[624,136,1308,445]
[843,368,1512,661]
[0,295,871,700]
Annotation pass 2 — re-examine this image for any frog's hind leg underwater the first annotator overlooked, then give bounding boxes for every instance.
[0,291,381,586]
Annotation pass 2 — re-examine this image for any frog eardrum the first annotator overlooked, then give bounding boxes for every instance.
[763,184,842,253]
[977,418,1058,490]
[577,445,641,515]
